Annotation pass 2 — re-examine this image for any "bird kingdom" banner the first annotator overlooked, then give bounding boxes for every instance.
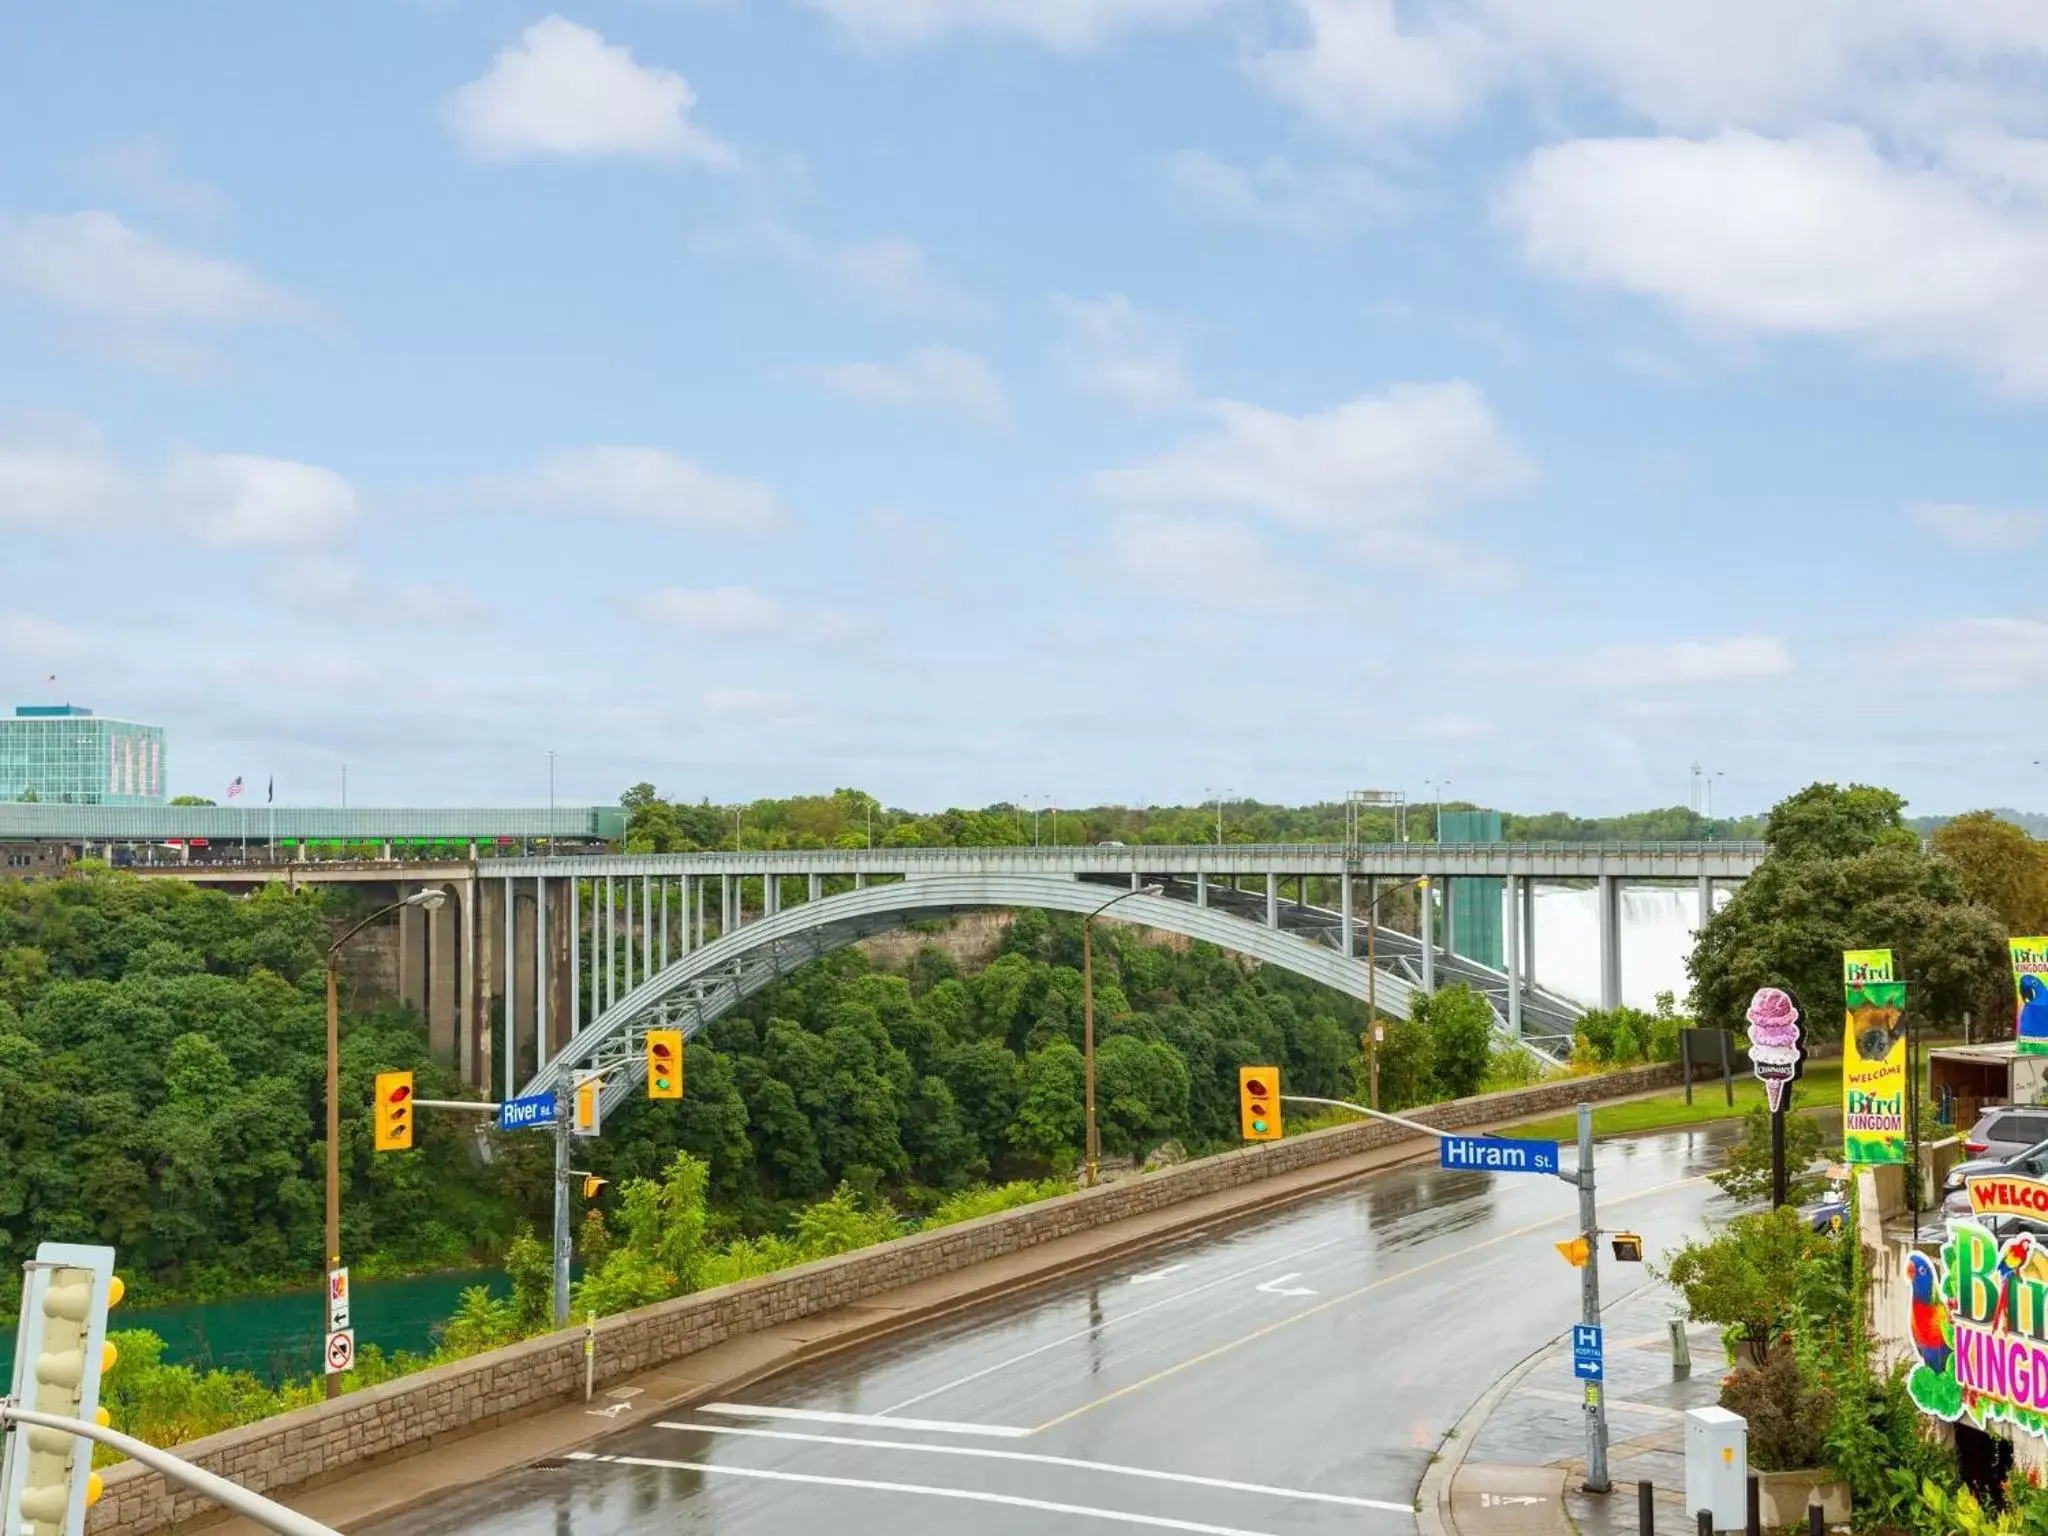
[1910,1219,2048,1437]
[1843,949,1907,1166]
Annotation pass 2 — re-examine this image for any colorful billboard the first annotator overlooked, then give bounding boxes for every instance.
[1843,948,1906,1166]
[2015,938,2048,1057]
[1909,1220,2048,1438]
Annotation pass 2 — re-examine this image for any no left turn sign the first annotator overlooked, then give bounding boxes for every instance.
[325,1328,355,1375]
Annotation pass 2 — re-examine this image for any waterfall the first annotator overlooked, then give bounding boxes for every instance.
[1506,883,1730,1012]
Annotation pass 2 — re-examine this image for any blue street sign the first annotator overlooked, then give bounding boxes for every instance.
[1438,1134,1561,1175]
[1572,1323,1604,1381]
[497,1092,557,1132]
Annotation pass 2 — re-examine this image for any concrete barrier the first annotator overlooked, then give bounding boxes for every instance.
[92,1061,1682,1535]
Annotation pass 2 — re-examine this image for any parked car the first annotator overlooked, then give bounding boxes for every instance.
[1964,1106,2048,1161]
[1941,1118,2048,1217]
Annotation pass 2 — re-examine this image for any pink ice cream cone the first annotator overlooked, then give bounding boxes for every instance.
[1746,986,1804,1109]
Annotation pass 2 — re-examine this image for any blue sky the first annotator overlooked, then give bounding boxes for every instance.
[3,2,2046,817]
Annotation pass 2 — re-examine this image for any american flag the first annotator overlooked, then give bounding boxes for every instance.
[227,776,244,800]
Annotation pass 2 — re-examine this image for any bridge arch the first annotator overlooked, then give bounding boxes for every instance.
[520,874,1446,1112]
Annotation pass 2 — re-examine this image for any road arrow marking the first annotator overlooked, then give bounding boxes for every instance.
[1480,1494,1544,1507]
[1129,1264,1190,1285]
[1253,1273,1316,1297]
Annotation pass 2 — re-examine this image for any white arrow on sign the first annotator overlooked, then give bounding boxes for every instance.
[1128,1264,1189,1285]
[1254,1272,1317,1297]
[1480,1494,1544,1507]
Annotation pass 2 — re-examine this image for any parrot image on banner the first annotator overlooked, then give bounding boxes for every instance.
[2020,973,2048,1046]
[1909,1251,1953,1375]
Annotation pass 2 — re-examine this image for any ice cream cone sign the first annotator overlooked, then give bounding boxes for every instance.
[1746,986,1806,1112]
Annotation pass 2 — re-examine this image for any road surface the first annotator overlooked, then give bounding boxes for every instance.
[372,1123,1741,1536]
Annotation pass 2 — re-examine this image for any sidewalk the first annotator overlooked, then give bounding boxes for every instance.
[1428,1283,1728,1536]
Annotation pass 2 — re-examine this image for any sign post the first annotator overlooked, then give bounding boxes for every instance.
[1745,987,1806,1208]
[326,1266,350,1334]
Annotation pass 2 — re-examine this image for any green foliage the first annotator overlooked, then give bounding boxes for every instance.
[922,1178,1070,1227]
[1660,1206,1830,1360]
[1417,984,1494,1100]
[1712,1104,1828,1205]
[1690,783,2010,1037]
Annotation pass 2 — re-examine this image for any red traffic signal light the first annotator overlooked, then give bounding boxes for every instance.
[646,1030,683,1099]
[1239,1066,1282,1141]
[374,1071,414,1151]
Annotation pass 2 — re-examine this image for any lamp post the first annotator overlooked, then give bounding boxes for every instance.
[1084,883,1164,1187]
[325,886,446,1400]
[546,751,557,856]
[1363,875,1431,1111]
[1205,787,1234,847]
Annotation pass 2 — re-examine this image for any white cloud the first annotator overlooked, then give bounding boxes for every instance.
[1894,618,2048,693]
[79,138,226,220]
[1498,131,2048,393]
[798,0,1218,49]
[1581,636,1792,687]
[643,586,789,636]
[0,426,354,549]
[1107,513,1314,612]
[486,446,785,532]
[794,345,1008,424]
[0,211,308,326]
[1910,501,2048,552]
[1090,380,1533,545]
[445,16,732,165]
[165,452,359,548]
[711,222,979,320]
[1163,150,1398,235]
[1253,0,1495,136]
[1053,294,1193,411]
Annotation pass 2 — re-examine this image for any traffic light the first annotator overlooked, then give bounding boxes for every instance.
[1611,1232,1644,1263]
[646,1030,683,1099]
[582,1174,608,1200]
[571,1073,601,1137]
[373,1071,414,1151]
[1,1242,122,1536]
[1556,1237,1590,1268]
[1238,1066,1282,1141]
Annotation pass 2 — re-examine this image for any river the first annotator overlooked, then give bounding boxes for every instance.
[0,1268,510,1387]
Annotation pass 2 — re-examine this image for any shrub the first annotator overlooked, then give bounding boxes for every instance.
[1720,1351,1833,1471]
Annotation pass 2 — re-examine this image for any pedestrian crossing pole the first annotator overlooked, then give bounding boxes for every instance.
[1572,1102,1611,1493]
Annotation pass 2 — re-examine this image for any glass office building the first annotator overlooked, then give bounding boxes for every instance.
[0,705,167,805]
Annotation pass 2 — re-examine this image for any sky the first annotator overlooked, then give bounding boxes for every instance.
[3,2,2047,817]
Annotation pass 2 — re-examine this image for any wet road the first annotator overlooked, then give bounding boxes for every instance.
[376,1124,1740,1536]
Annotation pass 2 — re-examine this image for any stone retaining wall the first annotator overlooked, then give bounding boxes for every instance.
[91,1062,1681,1535]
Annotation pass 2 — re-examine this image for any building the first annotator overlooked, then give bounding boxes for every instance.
[0,704,167,806]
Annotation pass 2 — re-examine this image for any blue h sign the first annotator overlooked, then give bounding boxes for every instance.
[1572,1324,1604,1380]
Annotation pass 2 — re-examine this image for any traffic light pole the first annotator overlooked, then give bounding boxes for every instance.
[552,1085,572,1327]
[0,1404,342,1536]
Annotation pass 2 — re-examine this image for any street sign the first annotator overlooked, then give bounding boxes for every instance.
[498,1091,557,1132]
[1572,1323,1604,1381]
[327,1266,350,1332]
[325,1328,355,1375]
[1439,1134,1561,1175]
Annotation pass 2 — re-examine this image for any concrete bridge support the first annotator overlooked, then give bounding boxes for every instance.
[1598,875,1622,1012]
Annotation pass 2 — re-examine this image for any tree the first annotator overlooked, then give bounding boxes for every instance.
[1712,1104,1828,1205]
[1419,984,1494,1100]
[1662,1206,1830,1361]
[1367,1016,1436,1111]
[1009,1042,1085,1168]
[1691,784,2009,1038]
[1933,811,2048,936]
[169,795,216,807]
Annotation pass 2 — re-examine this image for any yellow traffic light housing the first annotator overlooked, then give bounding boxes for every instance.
[1238,1066,1282,1141]
[1611,1232,1644,1263]
[571,1073,601,1137]
[2,1243,121,1536]
[647,1030,683,1099]
[582,1174,608,1200]
[1556,1237,1590,1268]
[374,1070,414,1151]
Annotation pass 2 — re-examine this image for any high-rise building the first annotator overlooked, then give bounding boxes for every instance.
[0,705,167,805]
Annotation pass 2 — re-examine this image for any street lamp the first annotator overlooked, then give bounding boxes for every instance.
[1204,787,1235,847]
[324,885,446,1400]
[1083,882,1164,1188]
[545,751,557,856]
[1362,875,1431,1111]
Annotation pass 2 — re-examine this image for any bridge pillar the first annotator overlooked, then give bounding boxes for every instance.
[721,875,733,934]
[1505,874,1523,1038]
[549,881,573,1055]
[622,877,633,993]
[500,876,516,1102]
[1195,871,1208,907]
[474,879,495,1092]
[397,891,427,1014]
[459,874,477,1085]
[536,877,549,1074]
[570,876,581,1038]
[427,891,459,1067]
[1598,875,1621,1011]
[1696,871,1712,933]
[1340,870,1355,957]
[766,873,781,917]
[588,877,601,1023]
[1420,880,1436,992]
[1265,873,1279,929]
[512,886,536,1092]
[809,872,823,903]
[603,875,615,1013]
[695,876,706,947]
[1521,877,1536,980]
[855,871,866,891]
[641,876,653,980]
[1443,875,1457,954]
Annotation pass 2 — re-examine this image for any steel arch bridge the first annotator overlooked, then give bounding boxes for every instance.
[517,874,1551,1116]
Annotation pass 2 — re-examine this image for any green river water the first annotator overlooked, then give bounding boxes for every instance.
[0,1269,511,1387]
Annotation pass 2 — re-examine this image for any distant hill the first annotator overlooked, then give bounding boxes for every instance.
[1910,808,2048,837]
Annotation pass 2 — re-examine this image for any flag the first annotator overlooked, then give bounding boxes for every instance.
[267,776,274,805]
[227,776,244,800]
[44,674,55,684]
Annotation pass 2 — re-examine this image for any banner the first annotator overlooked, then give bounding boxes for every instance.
[1908,1221,2048,1438]
[1843,948,1906,1166]
[2015,938,2048,1057]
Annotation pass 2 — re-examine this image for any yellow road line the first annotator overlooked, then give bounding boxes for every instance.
[1031,1173,1709,1434]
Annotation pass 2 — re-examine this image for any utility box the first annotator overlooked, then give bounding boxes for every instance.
[1685,1406,1748,1531]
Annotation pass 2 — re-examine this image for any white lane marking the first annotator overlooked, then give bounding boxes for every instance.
[880,1236,1345,1413]
[569,1450,1291,1536]
[1130,1264,1191,1284]
[695,1403,1030,1438]
[657,1421,1411,1514]
[1252,1273,1316,1297]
